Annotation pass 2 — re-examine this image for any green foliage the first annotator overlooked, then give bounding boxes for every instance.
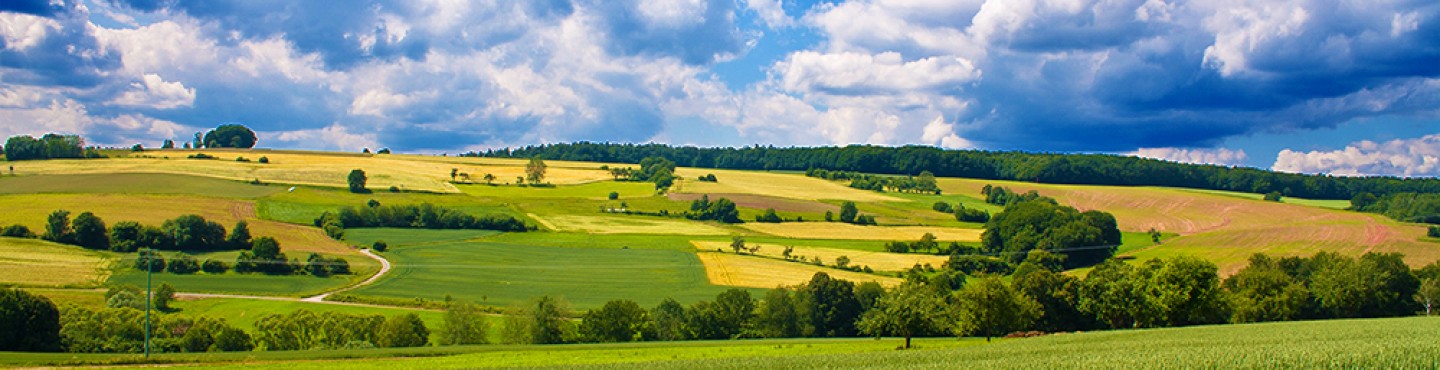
[649,298,690,341]
[161,214,228,251]
[226,221,251,250]
[1263,191,1284,202]
[857,281,951,348]
[945,255,1013,275]
[954,276,1040,341]
[1225,254,1310,323]
[201,124,258,149]
[235,237,293,275]
[0,288,61,352]
[42,209,71,244]
[134,249,166,272]
[440,301,489,345]
[838,202,858,224]
[200,259,229,274]
[70,212,107,250]
[1418,278,1439,316]
[1352,192,1440,224]
[348,169,368,193]
[1310,252,1419,318]
[801,272,861,337]
[687,289,755,340]
[4,134,86,161]
[377,313,430,348]
[322,202,532,232]
[0,224,34,238]
[755,208,783,223]
[686,195,742,223]
[931,202,953,213]
[755,287,802,338]
[372,240,388,252]
[525,157,547,185]
[981,197,1120,268]
[580,299,650,343]
[1429,226,1440,238]
[608,191,619,200]
[953,204,990,223]
[154,282,177,311]
[503,296,573,344]
[166,254,201,274]
[254,309,384,350]
[1013,267,1094,332]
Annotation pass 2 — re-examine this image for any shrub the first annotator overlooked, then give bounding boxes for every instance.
[388,186,400,193]
[932,202,954,213]
[1264,191,1284,202]
[167,254,201,274]
[135,250,166,272]
[257,156,269,164]
[0,224,33,238]
[187,153,215,159]
[235,157,250,162]
[201,259,229,274]
[372,240,388,252]
[1428,226,1440,238]
[608,191,619,200]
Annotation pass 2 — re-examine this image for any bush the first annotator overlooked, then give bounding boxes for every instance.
[955,205,991,223]
[932,202,954,213]
[1264,191,1284,202]
[388,186,400,193]
[1428,226,1440,238]
[235,157,250,162]
[201,259,229,274]
[0,224,33,238]
[187,153,215,160]
[608,191,619,200]
[166,254,201,274]
[0,288,61,351]
[946,255,1014,275]
[372,240,388,252]
[135,250,166,272]
[257,156,269,164]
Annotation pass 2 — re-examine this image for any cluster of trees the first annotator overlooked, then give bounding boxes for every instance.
[885,233,941,254]
[472,143,1440,200]
[686,195,741,223]
[1,286,253,353]
[3,134,103,161]
[806,168,941,194]
[829,202,877,225]
[982,185,1043,206]
[17,211,252,254]
[253,309,428,350]
[932,202,990,223]
[1350,192,1440,225]
[604,156,677,191]
[197,124,258,149]
[315,201,532,239]
[697,173,718,182]
[980,195,1121,269]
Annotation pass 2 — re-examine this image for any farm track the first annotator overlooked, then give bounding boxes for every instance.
[176,248,398,307]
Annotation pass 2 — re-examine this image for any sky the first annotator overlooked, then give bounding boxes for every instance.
[1,0,1438,176]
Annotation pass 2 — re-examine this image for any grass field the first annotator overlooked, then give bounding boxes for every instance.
[343,228,502,248]
[7,316,1433,368]
[108,269,357,297]
[741,222,982,242]
[672,168,902,202]
[347,240,739,309]
[528,214,732,235]
[691,240,947,272]
[695,252,902,288]
[456,181,657,199]
[0,238,112,287]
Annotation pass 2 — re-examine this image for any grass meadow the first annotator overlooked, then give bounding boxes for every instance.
[0,237,112,287]
[167,297,483,345]
[4,317,1434,368]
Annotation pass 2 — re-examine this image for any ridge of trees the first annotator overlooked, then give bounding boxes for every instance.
[466,142,1440,200]
[3,134,105,161]
[315,201,534,238]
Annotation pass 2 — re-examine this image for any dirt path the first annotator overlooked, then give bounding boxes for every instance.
[175,248,396,307]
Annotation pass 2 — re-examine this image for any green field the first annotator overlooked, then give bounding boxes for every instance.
[3,317,1435,368]
[0,237,112,288]
[344,228,502,247]
[166,298,501,345]
[347,237,740,309]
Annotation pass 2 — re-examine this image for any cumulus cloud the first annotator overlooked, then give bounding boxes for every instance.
[1273,135,1440,177]
[745,0,793,28]
[109,74,196,109]
[921,116,973,149]
[1133,147,1249,166]
[777,51,979,96]
[268,123,380,152]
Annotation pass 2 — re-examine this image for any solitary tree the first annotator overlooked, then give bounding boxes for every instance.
[42,210,71,244]
[153,282,177,311]
[857,281,950,349]
[348,169,368,193]
[71,211,108,250]
[1416,278,1439,316]
[730,236,746,254]
[839,202,859,224]
[525,157,547,185]
[201,124,258,148]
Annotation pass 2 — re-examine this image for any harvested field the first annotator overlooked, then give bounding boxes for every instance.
[938,178,1440,275]
[741,222,982,242]
[691,241,947,272]
[0,173,282,198]
[695,252,901,288]
[527,214,731,235]
[0,238,112,287]
[668,193,839,213]
[672,168,901,202]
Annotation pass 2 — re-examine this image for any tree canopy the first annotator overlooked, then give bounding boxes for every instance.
[201,124,257,148]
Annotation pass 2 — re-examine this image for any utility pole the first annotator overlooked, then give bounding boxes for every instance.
[144,248,152,358]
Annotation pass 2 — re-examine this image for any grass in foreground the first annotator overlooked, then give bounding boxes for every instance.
[5,316,1435,368]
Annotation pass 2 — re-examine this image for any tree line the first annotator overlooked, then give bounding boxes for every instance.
[3,134,104,161]
[314,201,534,240]
[467,142,1440,200]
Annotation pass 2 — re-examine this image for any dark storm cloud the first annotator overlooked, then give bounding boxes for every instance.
[0,0,66,16]
[589,0,748,65]
[0,2,121,87]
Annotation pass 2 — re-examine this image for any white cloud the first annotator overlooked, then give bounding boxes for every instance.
[348,89,416,117]
[0,12,60,51]
[109,73,196,109]
[638,0,708,28]
[745,0,793,28]
[1200,1,1311,77]
[94,19,220,76]
[268,123,380,151]
[0,98,93,138]
[921,116,973,149]
[1133,147,1248,166]
[1273,135,1440,177]
[777,51,979,95]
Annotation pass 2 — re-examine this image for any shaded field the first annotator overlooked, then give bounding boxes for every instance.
[0,238,112,287]
[0,173,282,198]
[695,252,901,289]
[691,240,947,272]
[348,240,739,309]
[343,228,502,248]
[527,214,731,236]
[26,288,107,308]
[256,187,521,226]
[741,222,982,242]
[938,178,1439,274]
[108,269,356,298]
[672,168,901,202]
[667,193,839,214]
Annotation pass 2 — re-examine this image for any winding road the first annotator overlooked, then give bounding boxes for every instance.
[175,248,400,308]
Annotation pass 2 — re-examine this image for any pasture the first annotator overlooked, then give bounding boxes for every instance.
[0,237,111,287]
[108,269,358,298]
[740,222,982,242]
[691,240,947,272]
[0,173,282,198]
[346,240,738,309]
[695,252,902,288]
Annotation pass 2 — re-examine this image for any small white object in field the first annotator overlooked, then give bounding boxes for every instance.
[288,187,296,192]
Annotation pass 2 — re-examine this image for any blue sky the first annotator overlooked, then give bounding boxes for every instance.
[1,0,1438,176]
